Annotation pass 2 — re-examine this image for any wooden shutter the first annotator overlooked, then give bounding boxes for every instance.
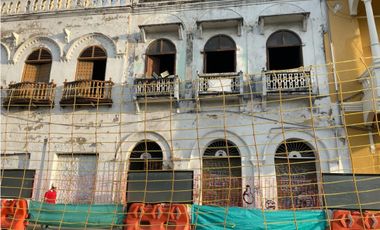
[36,63,51,83]
[146,56,154,77]
[22,64,38,82]
[75,61,93,80]
[146,56,160,77]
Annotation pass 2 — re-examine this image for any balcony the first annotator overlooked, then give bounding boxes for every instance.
[2,82,56,107]
[262,69,314,97]
[60,80,114,106]
[134,75,179,100]
[197,72,242,96]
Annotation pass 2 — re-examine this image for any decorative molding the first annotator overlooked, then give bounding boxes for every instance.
[65,32,119,61]
[63,28,71,43]
[10,32,19,47]
[12,36,62,63]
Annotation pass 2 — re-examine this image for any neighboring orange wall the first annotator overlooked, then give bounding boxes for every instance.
[326,0,380,173]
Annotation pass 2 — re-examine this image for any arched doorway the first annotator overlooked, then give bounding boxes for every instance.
[275,139,320,209]
[204,35,236,73]
[267,30,303,70]
[129,140,163,171]
[202,140,242,207]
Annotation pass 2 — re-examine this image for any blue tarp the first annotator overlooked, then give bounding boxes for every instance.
[28,201,125,228]
[192,204,327,230]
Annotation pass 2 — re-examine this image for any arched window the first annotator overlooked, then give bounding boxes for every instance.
[75,46,107,81]
[145,39,176,77]
[275,139,320,209]
[202,140,242,207]
[204,35,236,73]
[267,30,303,70]
[129,140,163,171]
[22,48,52,83]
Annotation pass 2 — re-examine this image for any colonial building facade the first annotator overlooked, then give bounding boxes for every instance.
[1,0,352,210]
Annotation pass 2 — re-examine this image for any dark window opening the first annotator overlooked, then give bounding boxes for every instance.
[92,60,107,81]
[23,48,52,83]
[76,46,107,81]
[205,51,235,73]
[268,46,302,70]
[267,30,303,71]
[204,35,236,74]
[129,140,163,171]
[146,54,175,76]
[1,169,35,199]
[146,39,176,77]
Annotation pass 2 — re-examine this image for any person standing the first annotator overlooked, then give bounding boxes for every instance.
[42,185,57,229]
[44,185,57,204]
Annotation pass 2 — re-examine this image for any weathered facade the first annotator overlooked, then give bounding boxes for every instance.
[1,0,352,210]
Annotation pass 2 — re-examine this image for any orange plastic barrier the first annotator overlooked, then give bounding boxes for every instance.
[363,211,380,229]
[125,203,190,230]
[0,199,28,230]
[331,210,380,230]
[168,204,190,230]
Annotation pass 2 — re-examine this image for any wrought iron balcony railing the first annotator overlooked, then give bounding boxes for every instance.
[3,81,56,107]
[197,72,242,96]
[60,79,114,106]
[134,75,179,99]
[263,69,313,95]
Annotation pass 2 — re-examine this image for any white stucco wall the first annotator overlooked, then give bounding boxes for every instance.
[1,0,351,209]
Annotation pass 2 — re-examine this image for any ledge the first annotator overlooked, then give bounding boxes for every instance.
[258,12,310,34]
[139,22,184,42]
[196,18,243,38]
